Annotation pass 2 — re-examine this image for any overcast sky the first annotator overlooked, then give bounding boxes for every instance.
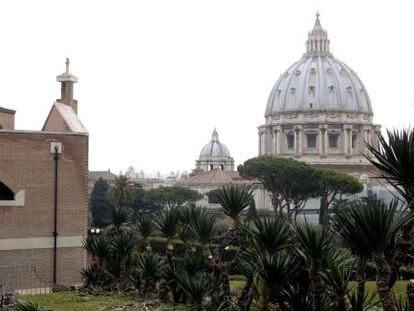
[1,0,413,176]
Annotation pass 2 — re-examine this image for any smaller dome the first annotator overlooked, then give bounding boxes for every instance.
[200,129,231,158]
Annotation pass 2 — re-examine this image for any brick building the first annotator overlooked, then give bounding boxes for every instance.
[0,59,88,288]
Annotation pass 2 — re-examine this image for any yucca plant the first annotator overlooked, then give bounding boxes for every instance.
[189,208,216,247]
[332,201,374,311]
[15,301,43,311]
[235,256,256,311]
[82,234,111,269]
[104,206,132,236]
[278,271,314,311]
[249,250,300,311]
[155,209,179,251]
[175,271,211,311]
[111,231,138,283]
[367,128,414,288]
[135,252,165,295]
[216,185,254,227]
[295,222,333,311]
[135,215,156,251]
[322,251,353,311]
[347,290,379,311]
[332,199,404,311]
[248,217,293,253]
[211,185,254,310]
[367,129,414,206]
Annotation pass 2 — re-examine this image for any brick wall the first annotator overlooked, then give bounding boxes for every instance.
[0,131,88,285]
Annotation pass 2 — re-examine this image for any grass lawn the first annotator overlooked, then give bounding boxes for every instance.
[18,280,410,310]
[19,292,190,311]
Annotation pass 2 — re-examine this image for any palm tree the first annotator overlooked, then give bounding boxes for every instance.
[110,174,136,207]
[332,199,404,311]
[175,272,211,311]
[135,252,165,295]
[155,209,179,263]
[104,206,132,236]
[332,201,374,311]
[367,128,414,287]
[188,207,216,247]
[211,185,254,310]
[135,215,155,251]
[249,217,293,253]
[295,222,333,311]
[322,251,353,311]
[249,250,300,311]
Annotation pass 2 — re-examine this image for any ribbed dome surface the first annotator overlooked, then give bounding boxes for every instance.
[200,129,231,158]
[265,14,372,116]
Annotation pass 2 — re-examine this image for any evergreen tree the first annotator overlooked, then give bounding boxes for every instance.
[90,178,113,228]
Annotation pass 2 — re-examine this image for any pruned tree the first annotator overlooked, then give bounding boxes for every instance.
[317,169,363,224]
[238,156,319,218]
[145,186,202,210]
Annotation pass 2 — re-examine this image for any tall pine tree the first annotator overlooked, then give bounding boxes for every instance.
[90,178,113,227]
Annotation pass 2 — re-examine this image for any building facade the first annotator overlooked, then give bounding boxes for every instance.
[0,59,88,288]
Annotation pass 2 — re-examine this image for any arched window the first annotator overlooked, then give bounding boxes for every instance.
[0,182,14,200]
[220,164,224,171]
[209,164,214,171]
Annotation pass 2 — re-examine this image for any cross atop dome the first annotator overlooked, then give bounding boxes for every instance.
[306,12,330,55]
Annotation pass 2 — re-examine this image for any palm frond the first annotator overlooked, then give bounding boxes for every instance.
[367,128,414,205]
[215,185,254,220]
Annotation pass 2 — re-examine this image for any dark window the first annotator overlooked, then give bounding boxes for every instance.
[207,190,219,204]
[307,134,317,148]
[208,164,213,171]
[352,135,357,148]
[0,182,14,200]
[329,134,338,148]
[220,164,224,171]
[287,134,294,149]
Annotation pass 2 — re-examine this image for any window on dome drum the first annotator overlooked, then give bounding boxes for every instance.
[307,134,317,149]
[220,164,224,171]
[329,134,338,148]
[209,164,213,171]
[0,182,14,200]
[352,135,357,148]
[287,134,295,150]
[309,86,315,94]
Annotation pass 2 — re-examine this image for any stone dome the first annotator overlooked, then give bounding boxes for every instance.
[265,13,372,117]
[200,129,231,158]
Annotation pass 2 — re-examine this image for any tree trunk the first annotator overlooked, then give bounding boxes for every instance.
[158,280,169,303]
[407,279,414,311]
[262,285,270,311]
[211,246,222,311]
[272,195,278,217]
[373,252,396,311]
[238,276,254,311]
[319,195,329,225]
[310,271,324,311]
[220,273,231,310]
[388,222,413,287]
[356,260,366,311]
[337,298,347,311]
